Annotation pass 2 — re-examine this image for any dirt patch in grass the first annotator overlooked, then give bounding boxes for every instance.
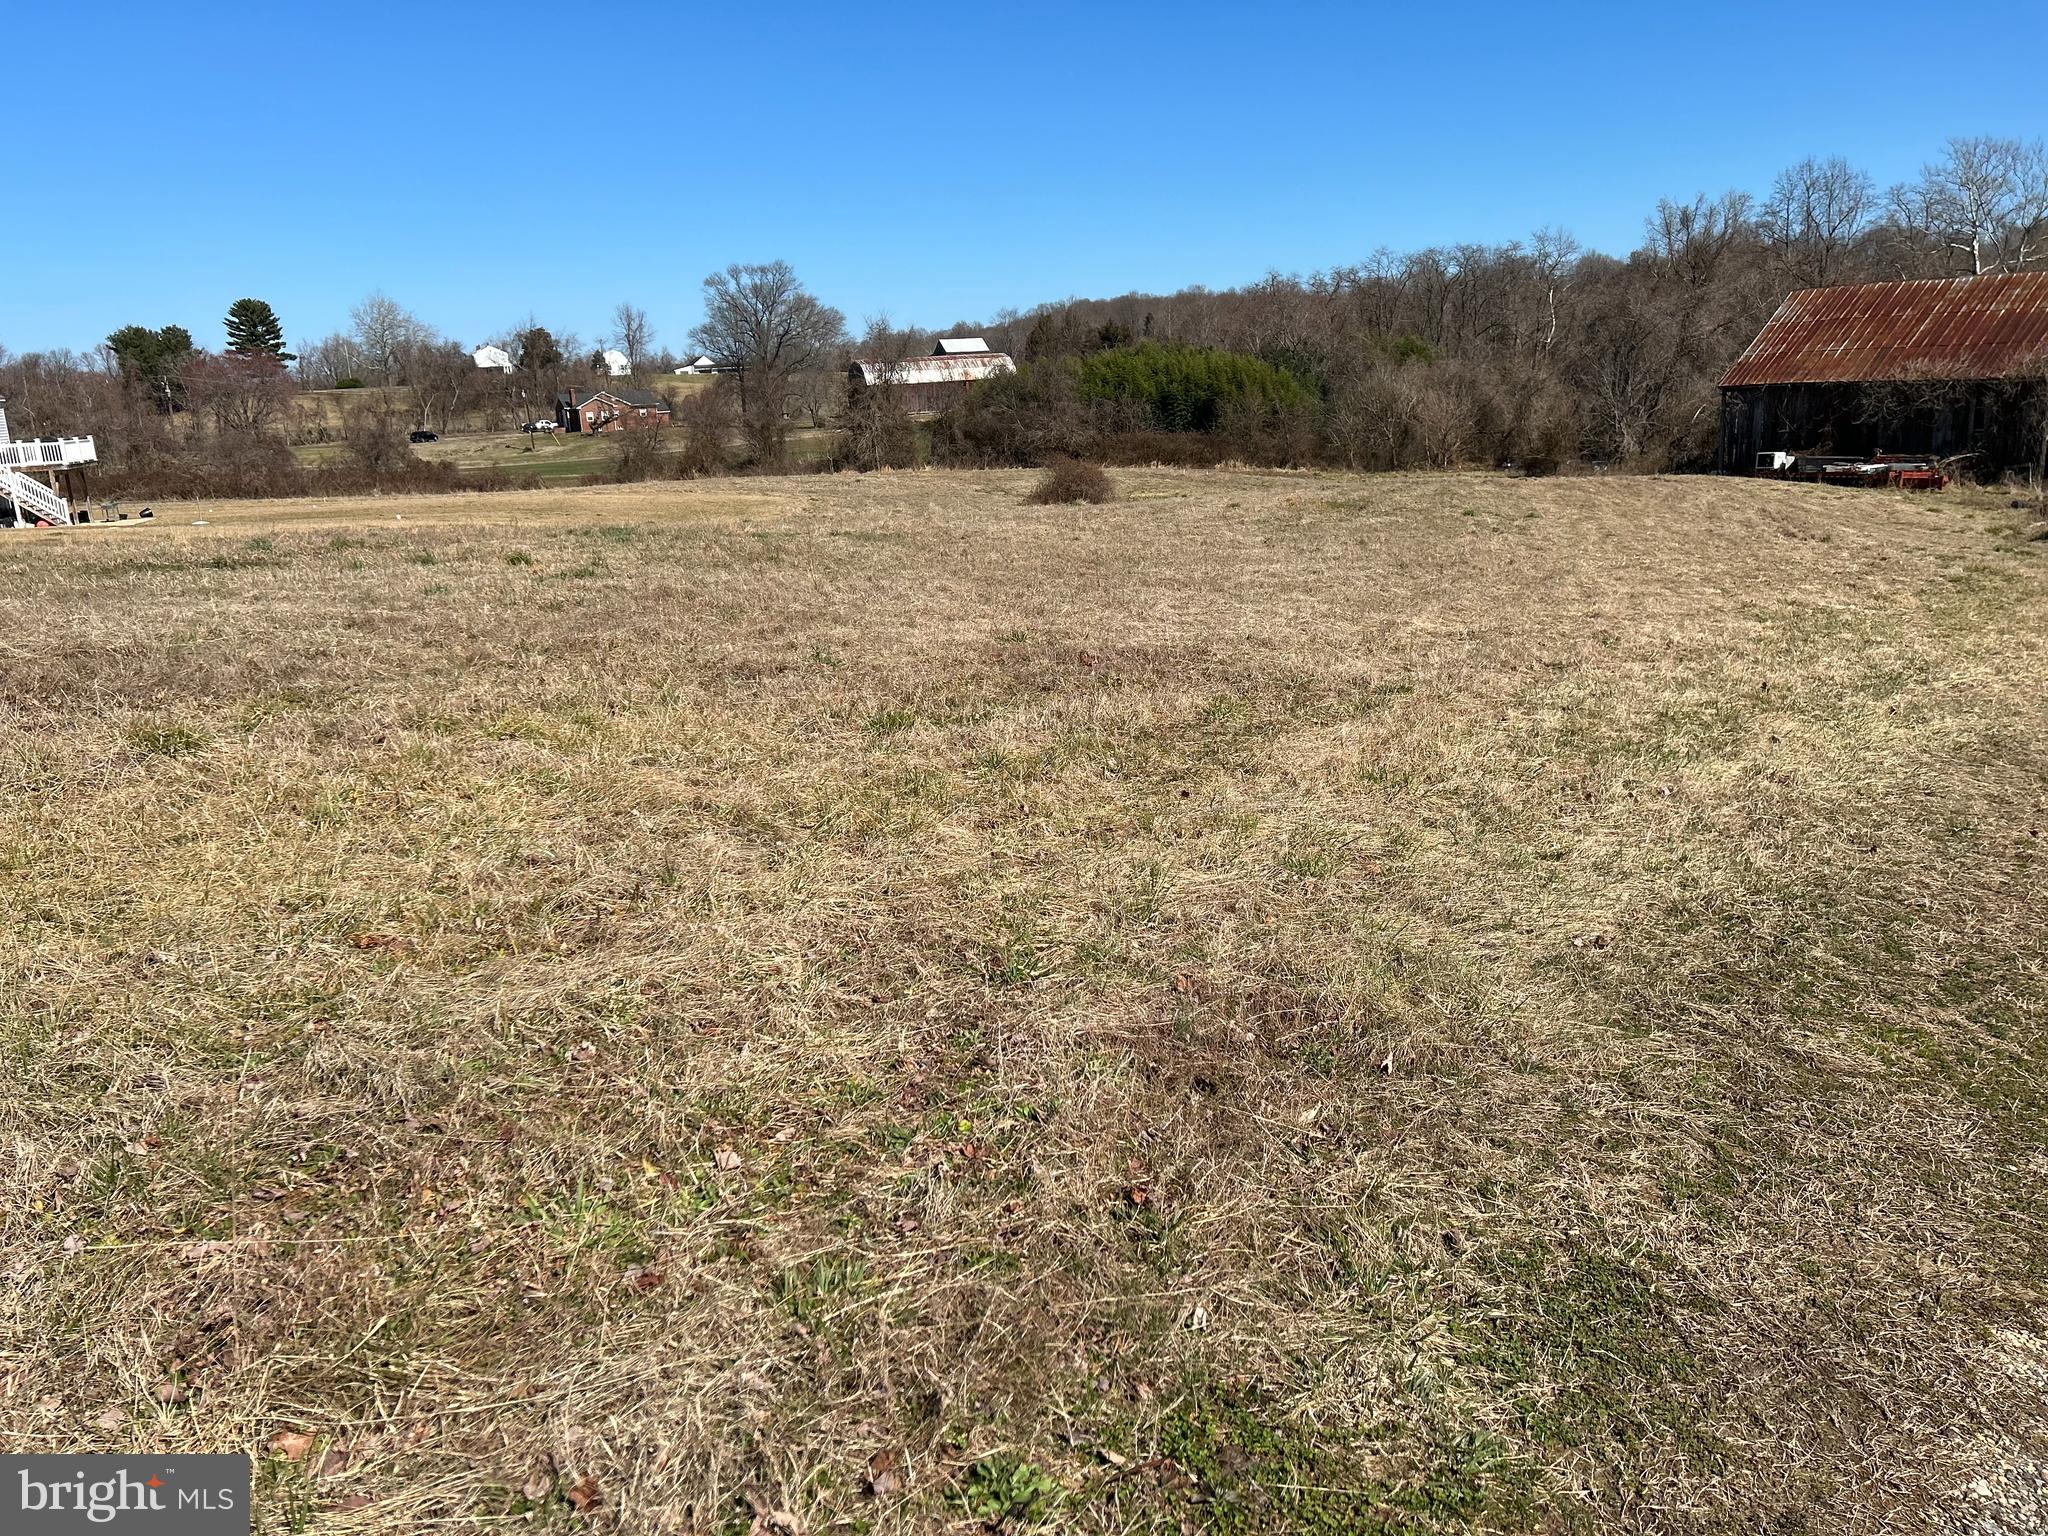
[3,468,2045,1532]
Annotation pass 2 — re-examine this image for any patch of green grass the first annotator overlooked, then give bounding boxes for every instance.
[865,707,918,736]
[1154,1388,1534,1535]
[129,724,210,757]
[954,1453,1062,1528]
[517,1183,653,1265]
[983,913,1051,988]
[1462,1240,1720,1460]
[775,1253,873,1327]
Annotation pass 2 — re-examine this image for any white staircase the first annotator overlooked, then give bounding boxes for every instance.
[1,468,71,526]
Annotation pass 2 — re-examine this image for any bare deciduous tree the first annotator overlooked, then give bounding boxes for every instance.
[611,303,653,375]
[338,389,416,473]
[688,261,847,463]
[184,352,296,435]
[1528,227,1582,352]
[1645,192,1755,291]
[409,341,484,432]
[841,366,917,470]
[295,332,368,389]
[349,293,427,383]
[1890,136,2048,275]
[1762,156,1875,287]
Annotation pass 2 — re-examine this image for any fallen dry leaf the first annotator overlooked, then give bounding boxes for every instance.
[347,932,414,952]
[743,1489,806,1535]
[519,1452,557,1503]
[269,1429,316,1461]
[565,1475,602,1514]
[713,1147,742,1172]
[867,1448,903,1498]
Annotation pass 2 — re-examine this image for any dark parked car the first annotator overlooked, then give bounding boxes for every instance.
[409,429,439,444]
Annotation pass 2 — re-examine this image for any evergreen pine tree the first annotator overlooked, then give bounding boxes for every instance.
[224,298,294,361]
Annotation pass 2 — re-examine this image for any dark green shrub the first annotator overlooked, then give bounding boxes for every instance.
[1075,341,1315,432]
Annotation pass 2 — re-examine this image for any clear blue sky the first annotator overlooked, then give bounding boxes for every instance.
[6,0,2045,357]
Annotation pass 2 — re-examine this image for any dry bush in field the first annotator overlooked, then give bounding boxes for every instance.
[672,385,737,478]
[606,424,671,483]
[1024,456,1115,504]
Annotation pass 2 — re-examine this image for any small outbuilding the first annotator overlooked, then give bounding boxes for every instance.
[473,344,516,373]
[1720,273,2048,475]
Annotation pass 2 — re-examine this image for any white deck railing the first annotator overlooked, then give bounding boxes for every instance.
[0,437,97,469]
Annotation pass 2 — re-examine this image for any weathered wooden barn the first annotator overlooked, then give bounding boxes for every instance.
[1720,273,2048,476]
[849,338,1016,415]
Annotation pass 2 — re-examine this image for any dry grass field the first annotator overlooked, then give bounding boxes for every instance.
[3,467,2046,1534]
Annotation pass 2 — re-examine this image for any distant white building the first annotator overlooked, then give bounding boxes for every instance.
[674,354,720,374]
[473,344,516,372]
[602,349,632,377]
[932,337,991,356]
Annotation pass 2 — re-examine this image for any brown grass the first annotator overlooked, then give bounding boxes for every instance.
[3,467,2046,1533]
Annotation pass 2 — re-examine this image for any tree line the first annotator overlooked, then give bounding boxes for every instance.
[4,134,2045,492]
[903,136,2048,473]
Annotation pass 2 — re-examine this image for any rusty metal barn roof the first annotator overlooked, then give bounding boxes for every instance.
[1720,272,2048,388]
